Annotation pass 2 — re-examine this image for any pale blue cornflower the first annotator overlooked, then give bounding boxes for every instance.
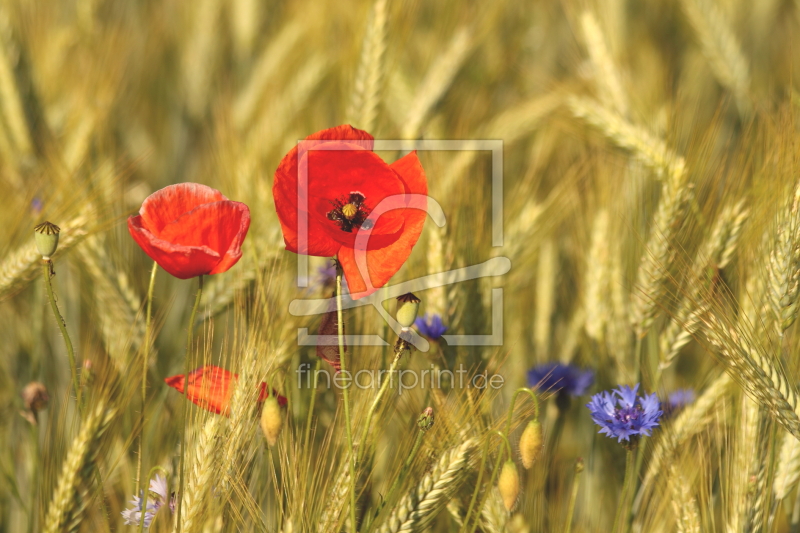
[586,384,662,443]
[121,474,174,528]
[414,313,448,340]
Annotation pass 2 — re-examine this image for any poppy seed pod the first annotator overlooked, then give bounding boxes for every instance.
[260,395,283,446]
[519,419,543,469]
[396,293,421,327]
[418,406,434,431]
[34,221,60,259]
[498,460,520,512]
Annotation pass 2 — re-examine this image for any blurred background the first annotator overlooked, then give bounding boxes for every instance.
[2,0,800,531]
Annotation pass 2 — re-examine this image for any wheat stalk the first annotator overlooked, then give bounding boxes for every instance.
[679,0,750,115]
[182,0,221,119]
[580,10,628,117]
[43,402,115,533]
[347,0,389,133]
[585,209,610,342]
[774,430,800,501]
[377,438,477,533]
[402,27,472,138]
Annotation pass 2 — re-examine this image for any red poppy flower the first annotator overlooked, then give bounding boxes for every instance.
[273,125,427,299]
[128,183,251,279]
[164,365,287,416]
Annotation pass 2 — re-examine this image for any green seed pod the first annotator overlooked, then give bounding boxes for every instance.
[418,406,434,431]
[260,395,283,446]
[519,419,543,469]
[498,460,520,512]
[395,293,421,328]
[34,221,60,259]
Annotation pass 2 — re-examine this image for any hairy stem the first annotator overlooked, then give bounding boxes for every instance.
[336,266,358,533]
[356,350,403,465]
[42,261,80,407]
[613,449,636,533]
[137,262,158,494]
[176,275,203,533]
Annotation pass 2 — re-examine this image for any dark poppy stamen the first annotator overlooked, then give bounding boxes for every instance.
[327,192,371,233]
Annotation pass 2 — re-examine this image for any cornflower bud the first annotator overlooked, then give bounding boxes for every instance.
[34,221,60,259]
[418,407,434,431]
[498,460,520,512]
[519,419,543,469]
[260,395,283,446]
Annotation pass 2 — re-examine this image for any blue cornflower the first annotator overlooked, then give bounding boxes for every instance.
[121,474,174,528]
[415,313,448,340]
[587,384,662,443]
[663,388,695,417]
[527,363,594,397]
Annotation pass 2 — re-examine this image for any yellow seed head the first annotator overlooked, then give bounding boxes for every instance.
[519,419,543,469]
[342,203,358,220]
[260,396,283,446]
[498,460,520,512]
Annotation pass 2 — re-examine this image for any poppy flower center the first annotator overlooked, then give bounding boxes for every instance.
[327,192,372,233]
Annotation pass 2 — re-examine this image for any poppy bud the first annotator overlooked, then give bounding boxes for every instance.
[260,395,283,446]
[396,293,421,328]
[498,460,520,512]
[418,407,434,431]
[519,419,543,469]
[34,221,60,259]
[21,382,49,424]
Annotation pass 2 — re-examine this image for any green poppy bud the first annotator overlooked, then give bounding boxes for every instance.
[260,395,283,446]
[498,460,520,512]
[418,406,434,431]
[396,293,420,328]
[34,221,60,259]
[519,419,543,469]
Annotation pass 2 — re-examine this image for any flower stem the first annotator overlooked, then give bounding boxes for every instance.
[462,430,512,533]
[42,260,80,407]
[138,466,170,533]
[335,266,358,533]
[137,262,158,496]
[304,358,322,456]
[503,387,540,437]
[375,428,426,518]
[176,275,203,533]
[564,458,584,533]
[612,449,636,533]
[356,350,402,465]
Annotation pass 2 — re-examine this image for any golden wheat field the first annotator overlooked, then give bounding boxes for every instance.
[6,0,800,532]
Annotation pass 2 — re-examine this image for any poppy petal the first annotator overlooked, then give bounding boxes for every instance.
[139,183,227,233]
[165,365,287,416]
[128,216,223,279]
[338,152,428,298]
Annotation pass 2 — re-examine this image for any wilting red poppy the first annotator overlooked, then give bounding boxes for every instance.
[164,365,287,416]
[273,125,427,298]
[128,183,251,279]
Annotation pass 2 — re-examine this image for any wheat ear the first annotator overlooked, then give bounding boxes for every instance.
[347,0,389,132]
[659,200,748,368]
[377,439,477,533]
[176,415,225,533]
[43,402,115,533]
[702,313,800,440]
[767,178,800,335]
[773,429,800,501]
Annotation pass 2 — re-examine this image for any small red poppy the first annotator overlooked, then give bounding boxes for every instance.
[164,365,287,416]
[273,125,427,299]
[128,183,251,279]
